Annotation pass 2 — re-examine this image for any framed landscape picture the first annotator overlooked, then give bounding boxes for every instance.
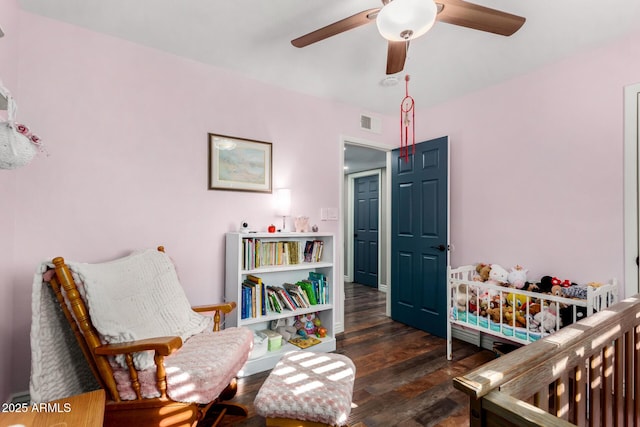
[208,133,272,193]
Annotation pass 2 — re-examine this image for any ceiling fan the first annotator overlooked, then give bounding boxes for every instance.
[291,0,526,75]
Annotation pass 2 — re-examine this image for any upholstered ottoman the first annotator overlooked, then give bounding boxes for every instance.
[254,351,356,427]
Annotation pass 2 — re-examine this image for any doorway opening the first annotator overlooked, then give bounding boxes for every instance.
[341,137,392,321]
[624,82,640,297]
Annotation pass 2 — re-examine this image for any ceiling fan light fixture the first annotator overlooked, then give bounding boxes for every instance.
[376,0,438,42]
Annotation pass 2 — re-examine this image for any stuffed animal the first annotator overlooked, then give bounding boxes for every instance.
[562,284,588,299]
[455,283,469,313]
[506,292,528,312]
[538,276,555,294]
[550,285,564,298]
[295,313,318,338]
[527,302,542,316]
[559,305,587,327]
[489,264,509,286]
[507,265,528,289]
[487,306,502,323]
[503,306,527,328]
[534,304,559,333]
[474,263,491,282]
[271,317,297,341]
[312,316,327,338]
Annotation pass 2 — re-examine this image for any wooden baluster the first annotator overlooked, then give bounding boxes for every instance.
[634,326,640,426]
[556,373,569,420]
[155,353,168,399]
[614,337,624,427]
[625,330,634,427]
[125,353,142,400]
[603,343,614,426]
[534,385,549,413]
[574,363,586,426]
[590,352,602,427]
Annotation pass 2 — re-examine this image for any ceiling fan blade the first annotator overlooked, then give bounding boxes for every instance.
[291,8,380,48]
[436,0,525,36]
[386,41,407,75]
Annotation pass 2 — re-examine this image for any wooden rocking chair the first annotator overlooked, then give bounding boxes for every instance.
[42,246,253,427]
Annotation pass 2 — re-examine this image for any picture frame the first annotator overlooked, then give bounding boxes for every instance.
[208,133,272,193]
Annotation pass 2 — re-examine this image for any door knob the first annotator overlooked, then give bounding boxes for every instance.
[430,244,447,252]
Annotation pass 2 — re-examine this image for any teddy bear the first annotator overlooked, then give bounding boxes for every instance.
[474,263,491,282]
[455,283,470,313]
[487,306,502,323]
[507,265,528,289]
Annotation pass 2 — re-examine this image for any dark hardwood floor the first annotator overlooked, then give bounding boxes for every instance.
[219,282,495,426]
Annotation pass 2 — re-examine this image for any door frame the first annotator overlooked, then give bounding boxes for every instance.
[347,169,382,288]
[340,136,392,317]
[624,82,640,297]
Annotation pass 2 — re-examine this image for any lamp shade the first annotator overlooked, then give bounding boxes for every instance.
[274,188,291,216]
[376,0,438,42]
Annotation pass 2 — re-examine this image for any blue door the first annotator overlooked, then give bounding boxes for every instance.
[391,136,449,338]
[354,174,379,287]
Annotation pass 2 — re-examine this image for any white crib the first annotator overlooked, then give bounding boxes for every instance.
[446,265,619,360]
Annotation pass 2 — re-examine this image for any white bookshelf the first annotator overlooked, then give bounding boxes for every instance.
[225,232,336,377]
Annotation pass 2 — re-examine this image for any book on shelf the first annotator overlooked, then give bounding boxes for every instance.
[303,240,324,263]
[307,271,328,304]
[284,283,310,309]
[296,280,318,305]
[241,274,268,319]
[277,285,298,311]
[246,274,267,316]
[266,287,282,313]
[243,238,326,269]
[241,283,251,319]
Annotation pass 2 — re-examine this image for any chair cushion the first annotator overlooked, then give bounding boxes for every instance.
[113,327,253,404]
[254,351,356,425]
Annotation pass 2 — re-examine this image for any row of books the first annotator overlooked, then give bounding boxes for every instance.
[240,272,329,319]
[242,239,325,270]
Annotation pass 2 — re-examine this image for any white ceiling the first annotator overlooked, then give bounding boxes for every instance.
[16,0,640,115]
[344,144,387,174]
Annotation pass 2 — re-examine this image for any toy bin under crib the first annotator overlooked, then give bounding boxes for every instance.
[446,264,619,360]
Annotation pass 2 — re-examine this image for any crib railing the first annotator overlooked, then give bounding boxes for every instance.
[453,295,640,426]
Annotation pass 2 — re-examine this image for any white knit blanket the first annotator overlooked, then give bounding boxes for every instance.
[30,249,212,403]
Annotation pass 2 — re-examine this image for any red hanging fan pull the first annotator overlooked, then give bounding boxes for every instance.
[400,74,415,163]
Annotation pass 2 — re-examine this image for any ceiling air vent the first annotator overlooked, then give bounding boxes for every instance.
[360,114,382,134]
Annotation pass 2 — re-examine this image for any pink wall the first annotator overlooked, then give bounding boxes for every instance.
[418,30,640,285]
[3,11,396,395]
[3,5,639,399]
[0,0,21,403]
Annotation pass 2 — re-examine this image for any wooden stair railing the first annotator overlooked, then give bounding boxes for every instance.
[454,294,640,426]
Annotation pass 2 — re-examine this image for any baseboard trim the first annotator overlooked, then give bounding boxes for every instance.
[8,390,30,404]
